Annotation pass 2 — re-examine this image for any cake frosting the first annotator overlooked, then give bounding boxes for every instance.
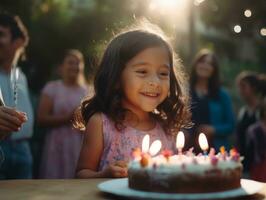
[128,148,243,193]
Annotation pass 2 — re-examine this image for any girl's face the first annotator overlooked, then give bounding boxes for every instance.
[195,55,214,79]
[62,54,83,84]
[121,46,170,114]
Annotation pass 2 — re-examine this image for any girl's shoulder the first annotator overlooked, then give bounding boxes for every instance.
[85,112,114,131]
[84,113,104,138]
[86,112,103,127]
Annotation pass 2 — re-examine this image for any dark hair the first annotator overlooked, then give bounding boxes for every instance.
[74,22,191,135]
[0,12,29,46]
[190,49,220,99]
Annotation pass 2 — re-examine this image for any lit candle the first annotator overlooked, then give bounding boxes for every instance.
[198,133,209,155]
[140,134,162,167]
[149,140,162,156]
[142,134,150,153]
[176,131,185,155]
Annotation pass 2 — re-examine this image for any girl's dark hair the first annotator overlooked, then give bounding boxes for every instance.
[74,22,191,135]
[0,12,29,46]
[190,49,220,99]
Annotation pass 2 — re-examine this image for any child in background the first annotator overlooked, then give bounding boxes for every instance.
[74,21,191,178]
[236,71,261,173]
[38,49,88,178]
[246,75,266,182]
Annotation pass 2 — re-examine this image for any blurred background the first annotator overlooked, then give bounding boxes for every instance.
[1,0,265,96]
[1,0,266,179]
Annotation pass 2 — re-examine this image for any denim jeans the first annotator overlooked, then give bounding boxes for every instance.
[0,139,32,179]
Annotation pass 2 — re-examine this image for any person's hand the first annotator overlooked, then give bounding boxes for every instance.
[0,106,27,134]
[103,160,128,178]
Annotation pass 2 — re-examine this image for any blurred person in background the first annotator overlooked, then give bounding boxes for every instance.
[236,71,264,175]
[246,74,266,182]
[0,12,33,179]
[188,49,235,152]
[38,49,88,179]
[236,71,261,173]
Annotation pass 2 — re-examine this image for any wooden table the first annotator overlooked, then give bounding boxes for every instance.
[0,178,265,200]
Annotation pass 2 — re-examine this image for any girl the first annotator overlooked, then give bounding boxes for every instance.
[38,49,88,178]
[74,22,191,178]
[188,49,235,152]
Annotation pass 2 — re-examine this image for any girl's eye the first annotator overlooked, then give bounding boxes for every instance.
[160,72,170,77]
[136,70,147,74]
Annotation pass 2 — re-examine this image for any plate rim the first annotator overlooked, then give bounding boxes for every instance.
[98,178,264,200]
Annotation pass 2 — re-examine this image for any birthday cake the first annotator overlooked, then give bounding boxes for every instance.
[128,147,243,193]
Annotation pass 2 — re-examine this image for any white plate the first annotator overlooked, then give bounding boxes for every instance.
[98,178,263,199]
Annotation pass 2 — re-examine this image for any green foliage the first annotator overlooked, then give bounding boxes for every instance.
[1,0,144,92]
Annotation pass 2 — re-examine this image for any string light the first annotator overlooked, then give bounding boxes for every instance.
[244,9,252,18]
[234,25,241,33]
[260,28,266,36]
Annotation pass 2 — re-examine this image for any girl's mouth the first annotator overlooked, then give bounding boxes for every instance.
[141,92,160,97]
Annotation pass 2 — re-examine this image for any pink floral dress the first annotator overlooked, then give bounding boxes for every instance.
[98,114,175,171]
[39,80,88,178]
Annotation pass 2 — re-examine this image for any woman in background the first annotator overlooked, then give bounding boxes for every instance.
[189,49,235,152]
[38,49,88,178]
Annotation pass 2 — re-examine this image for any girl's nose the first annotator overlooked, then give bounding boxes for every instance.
[148,76,160,87]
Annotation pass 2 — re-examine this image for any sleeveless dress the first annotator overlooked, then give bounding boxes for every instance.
[98,114,175,171]
[39,80,88,178]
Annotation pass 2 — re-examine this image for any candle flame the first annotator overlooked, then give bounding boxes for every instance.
[149,140,162,156]
[198,133,209,151]
[142,134,150,153]
[176,131,185,149]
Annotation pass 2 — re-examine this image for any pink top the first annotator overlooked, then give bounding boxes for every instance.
[98,114,175,171]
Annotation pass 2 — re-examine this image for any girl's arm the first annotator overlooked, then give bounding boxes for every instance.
[76,113,127,178]
[37,93,73,127]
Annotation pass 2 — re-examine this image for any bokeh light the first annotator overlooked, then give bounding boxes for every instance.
[260,28,266,36]
[194,0,205,6]
[234,25,241,33]
[244,9,252,18]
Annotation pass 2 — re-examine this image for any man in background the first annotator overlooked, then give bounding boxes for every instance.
[0,12,33,179]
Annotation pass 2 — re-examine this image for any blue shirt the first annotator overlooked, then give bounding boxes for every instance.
[0,68,34,140]
[209,88,235,150]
